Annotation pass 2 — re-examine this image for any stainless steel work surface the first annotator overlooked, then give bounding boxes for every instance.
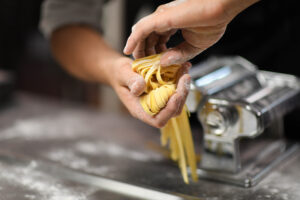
[0,94,299,200]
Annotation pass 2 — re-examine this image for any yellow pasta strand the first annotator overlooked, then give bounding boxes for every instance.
[177,106,198,182]
[171,118,188,183]
[132,54,198,184]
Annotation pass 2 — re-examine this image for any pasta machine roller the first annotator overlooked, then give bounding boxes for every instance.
[186,56,300,187]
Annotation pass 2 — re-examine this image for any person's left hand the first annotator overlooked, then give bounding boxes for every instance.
[109,56,191,128]
[123,0,259,66]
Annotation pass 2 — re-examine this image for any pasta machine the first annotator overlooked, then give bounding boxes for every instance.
[186,56,300,187]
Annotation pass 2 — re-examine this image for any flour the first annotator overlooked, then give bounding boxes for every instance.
[75,141,162,162]
[44,140,162,174]
[0,114,90,140]
[45,148,113,175]
[0,161,96,200]
[46,150,89,169]
[257,171,300,200]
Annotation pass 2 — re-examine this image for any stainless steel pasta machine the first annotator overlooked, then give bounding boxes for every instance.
[186,56,300,187]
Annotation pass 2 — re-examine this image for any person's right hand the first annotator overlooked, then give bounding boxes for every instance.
[123,0,259,66]
[109,56,191,128]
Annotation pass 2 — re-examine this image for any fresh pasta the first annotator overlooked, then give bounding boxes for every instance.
[132,54,198,184]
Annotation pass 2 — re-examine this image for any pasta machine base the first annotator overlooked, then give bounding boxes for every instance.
[195,141,299,187]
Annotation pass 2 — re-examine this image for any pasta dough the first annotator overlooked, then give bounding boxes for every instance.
[132,54,198,183]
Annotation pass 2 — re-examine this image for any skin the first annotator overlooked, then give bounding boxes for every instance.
[123,0,260,66]
[50,25,190,128]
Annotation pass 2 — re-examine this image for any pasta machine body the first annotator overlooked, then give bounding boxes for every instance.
[186,56,300,187]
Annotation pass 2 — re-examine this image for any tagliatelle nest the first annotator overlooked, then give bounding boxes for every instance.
[132,54,198,184]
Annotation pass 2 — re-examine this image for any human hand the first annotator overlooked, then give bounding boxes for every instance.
[123,0,259,66]
[109,56,191,128]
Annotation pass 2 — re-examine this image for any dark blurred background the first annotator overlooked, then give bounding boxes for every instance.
[0,0,299,137]
[0,0,99,106]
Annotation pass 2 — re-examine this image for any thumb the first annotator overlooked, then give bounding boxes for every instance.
[118,65,146,96]
[160,41,203,66]
[128,74,146,96]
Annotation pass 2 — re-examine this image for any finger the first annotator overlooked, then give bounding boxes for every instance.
[124,14,157,55]
[137,66,191,127]
[132,40,146,59]
[175,62,192,82]
[153,92,183,128]
[145,33,159,56]
[155,30,176,53]
[155,43,167,53]
[117,76,190,128]
[118,63,146,96]
[174,74,191,116]
[160,41,203,66]
[116,86,168,128]
[160,25,226,66]
[115,87,151,124]
[181,27,225,50]
[124,12,173,55]
[158,29,177,44]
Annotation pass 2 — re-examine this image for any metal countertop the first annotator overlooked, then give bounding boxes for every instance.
[0,94,299,200]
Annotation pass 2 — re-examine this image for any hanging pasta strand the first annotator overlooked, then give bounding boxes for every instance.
[132,54,198,184]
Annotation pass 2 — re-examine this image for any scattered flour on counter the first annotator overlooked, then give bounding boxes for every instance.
[45,149,112,175]
[75,141,162,162]
[258,171,300,200]
[0,114,92,141]
[44,140,162,176]
[47,150,89,169]
[0,161,96,200]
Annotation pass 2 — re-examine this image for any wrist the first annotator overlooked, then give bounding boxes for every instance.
[104,56,133,89]
[93,51,123,86]
[221,0,260,19]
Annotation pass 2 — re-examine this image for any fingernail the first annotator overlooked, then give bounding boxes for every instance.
[130,82,138,93]
[129,80,141,96]
[129,77,145,96]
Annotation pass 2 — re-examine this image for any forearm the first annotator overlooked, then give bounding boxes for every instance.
[50,25,121,85]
